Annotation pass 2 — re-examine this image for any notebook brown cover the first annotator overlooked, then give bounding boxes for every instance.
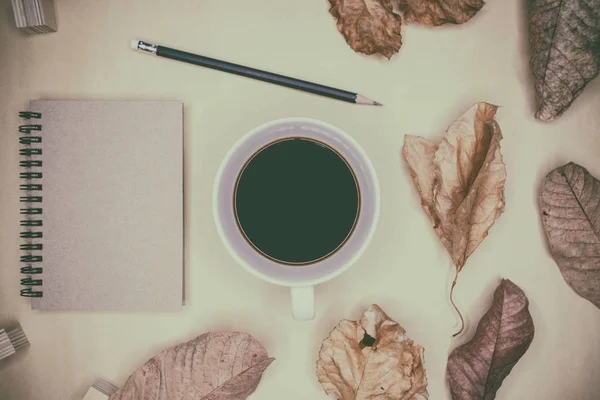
[29,100,183,310]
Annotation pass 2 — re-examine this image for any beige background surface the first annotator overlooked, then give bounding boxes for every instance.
[1,0,599,399]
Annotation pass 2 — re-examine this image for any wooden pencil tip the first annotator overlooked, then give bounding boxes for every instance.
[355,94,382,106]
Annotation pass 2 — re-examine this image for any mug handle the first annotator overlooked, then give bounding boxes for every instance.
[291,286,315,320]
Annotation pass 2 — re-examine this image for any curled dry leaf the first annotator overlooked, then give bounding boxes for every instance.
[528,0,600,121]
[540,162,600,309]
[447,279,535,400]
[317,304,428,400]
[397,0,485,26]
[402,103,506,335]
[110,332,274,400]
[328,0,402,59]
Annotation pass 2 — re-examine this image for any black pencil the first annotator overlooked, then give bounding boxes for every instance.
[131,40,382,106]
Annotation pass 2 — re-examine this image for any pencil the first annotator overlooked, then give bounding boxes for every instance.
[131,40,382,106]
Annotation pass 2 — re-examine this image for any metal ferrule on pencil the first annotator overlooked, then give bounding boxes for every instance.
[135,40,157,55]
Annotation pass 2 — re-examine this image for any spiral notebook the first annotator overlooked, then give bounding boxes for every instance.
[18,100,183,310]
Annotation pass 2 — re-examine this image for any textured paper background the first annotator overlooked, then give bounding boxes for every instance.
[1,0,599,399]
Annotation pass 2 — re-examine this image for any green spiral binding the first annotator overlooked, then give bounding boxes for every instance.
[20,220,42,227]
[19,111,41,119]
[20,278,42,286]
[20,255,42,263]
[19,184,42,191]
[19,172,42,179]
[20,160,42,167]
[20,232,42,239]
[19,125,41,133]
[19,148,42,156]
[20,288,42,298]
[20,266,43,274]
[20,208,42,215]
[19,136,42,145]
[20,244,42,250]
[19,112,43,298]
[20,196,42,202]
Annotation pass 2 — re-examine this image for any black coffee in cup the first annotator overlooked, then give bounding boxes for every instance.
[234,137,360,265]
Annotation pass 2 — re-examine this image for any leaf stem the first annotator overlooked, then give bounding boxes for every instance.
[450,267,464,337]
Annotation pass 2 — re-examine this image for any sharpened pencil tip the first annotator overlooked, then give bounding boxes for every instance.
[355,94,381,106]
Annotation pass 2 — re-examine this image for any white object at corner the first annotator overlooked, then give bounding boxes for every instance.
[0,325,29,361]
[82,379,118,400]
[10,0,57,34]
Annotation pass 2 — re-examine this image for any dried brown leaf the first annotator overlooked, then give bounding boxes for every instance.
[328,0,403,59]
[110,332,274,400]
[402,103,506,335]
[402,136,439,222]
[528,0,600,121]
[540,162,600,309]
[396,0,485,26]
[447,279,535,400]
[317,304,428,400]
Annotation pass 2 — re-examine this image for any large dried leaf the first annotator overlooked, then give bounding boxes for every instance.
[397,0,485,26]
[110,332,274,400]
[447,279,535,400]
[403,103,506,335]
[446,279,534,400]
[540,162,600,309]
[403,103,506,270]
[328,0,403,59]
[528,0,600,121]
[316,304,428,400]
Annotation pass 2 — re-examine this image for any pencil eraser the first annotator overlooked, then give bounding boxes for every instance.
[130,40,140,50]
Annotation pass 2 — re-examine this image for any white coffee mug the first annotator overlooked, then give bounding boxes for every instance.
[213,118,380,320]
